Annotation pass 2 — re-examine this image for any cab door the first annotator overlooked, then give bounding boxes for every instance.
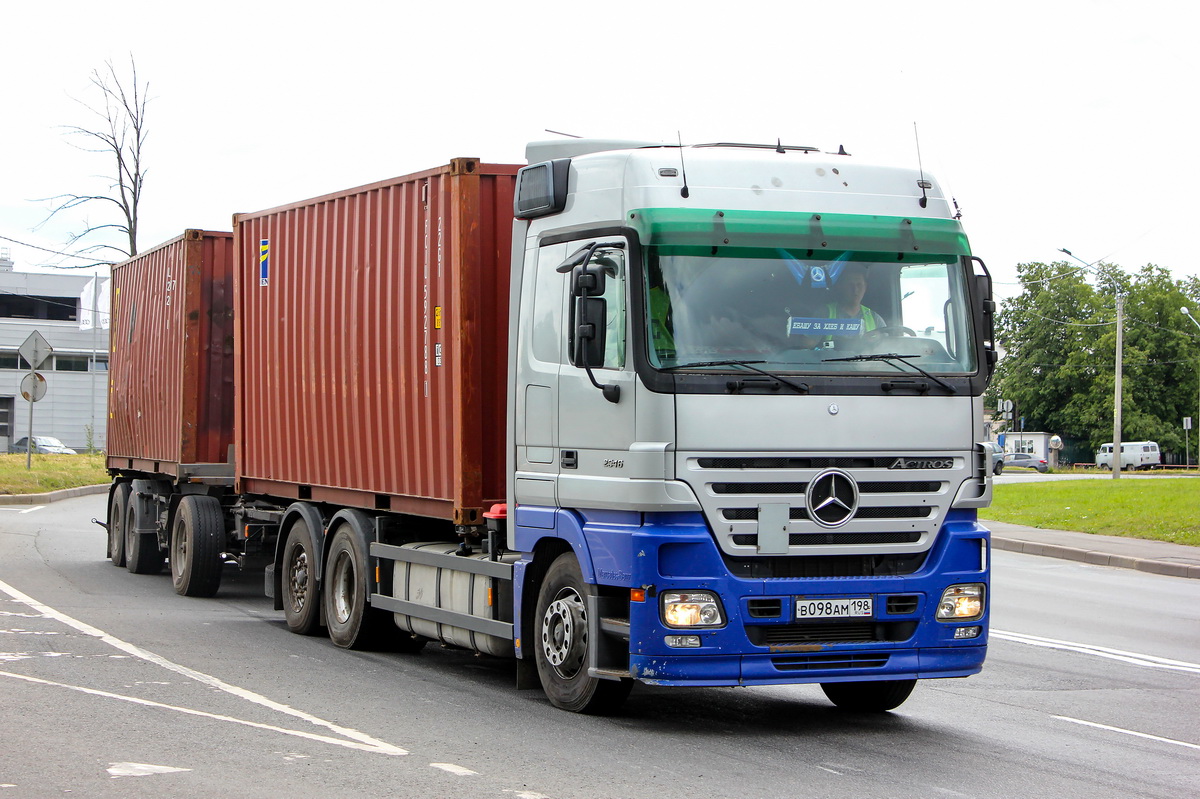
[554,236,638,511]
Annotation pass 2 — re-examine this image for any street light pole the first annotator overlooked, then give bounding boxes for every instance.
[1060,248,1123,479]
[1182,307,1200,467]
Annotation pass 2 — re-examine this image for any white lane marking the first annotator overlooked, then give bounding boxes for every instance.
[1,669,400,755]
[992,629,1200,675]
[431,763,478,776]
[0,506,45,514]
[0,577,406,756]
[1053,715,1200,751]
[107,762,191,778]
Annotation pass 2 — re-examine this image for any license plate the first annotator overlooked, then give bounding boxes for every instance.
[795,597,873,619]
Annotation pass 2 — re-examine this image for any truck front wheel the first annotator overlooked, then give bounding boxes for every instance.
[171,495,225,597]
[534,552,632,714]
[821,679,916,712]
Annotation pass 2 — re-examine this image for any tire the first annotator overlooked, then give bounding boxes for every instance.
[1100,463,1111,471]
[281,519,323,636]
[323,522,391,650]
[821,679,916,712]
[533,552,633,714]
[125,491,164,575]
[108,483,130,567]
[993,462,1003,476]
[171,495,225,597]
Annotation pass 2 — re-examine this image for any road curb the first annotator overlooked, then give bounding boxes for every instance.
[992,536,1200,580]
[0,484,109,505]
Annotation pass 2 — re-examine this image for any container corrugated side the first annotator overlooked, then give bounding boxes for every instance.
[233,159,519,524]
[107,230,235,475]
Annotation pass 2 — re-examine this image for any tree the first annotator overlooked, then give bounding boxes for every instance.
[994,261,1200,461]
[38,56,148,260]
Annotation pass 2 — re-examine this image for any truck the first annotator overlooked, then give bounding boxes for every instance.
[1096,441,1161,471]
[103,139,997,714]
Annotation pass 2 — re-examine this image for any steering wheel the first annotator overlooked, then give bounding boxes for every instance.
[865,325,918,339]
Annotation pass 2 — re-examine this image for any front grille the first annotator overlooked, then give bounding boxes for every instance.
[685,450,967,558]
[887,595,920,614]
[722,507,931,523]
[713,482,807,494]
[732,531,922,546]
[747,620,917,646]
[771,653,891,671]
[724,552,929,579]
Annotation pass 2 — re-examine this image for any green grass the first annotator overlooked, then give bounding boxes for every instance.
[0,453,109,495]
[981,478,1200,547]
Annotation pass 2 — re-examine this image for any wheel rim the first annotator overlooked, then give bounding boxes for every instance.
[109,497,123,556]
[287,547,309,614]
[330,549,355,625]
[174,521,189,575]
[541,586,587,679]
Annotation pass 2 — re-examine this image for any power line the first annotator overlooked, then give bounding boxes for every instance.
[0,233,118,266]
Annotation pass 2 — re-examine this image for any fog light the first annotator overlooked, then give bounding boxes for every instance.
[954,626,982,639]
[665,635,702,648]
[661,591,725,628]
[937,584,985,621]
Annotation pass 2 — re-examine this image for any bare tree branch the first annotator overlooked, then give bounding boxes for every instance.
[38,55,149,258]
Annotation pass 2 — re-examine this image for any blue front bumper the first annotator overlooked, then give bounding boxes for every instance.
[590,509,990,687]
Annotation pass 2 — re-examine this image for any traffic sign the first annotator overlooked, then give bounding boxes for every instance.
[20,372,47,402]
[18,331,53,370]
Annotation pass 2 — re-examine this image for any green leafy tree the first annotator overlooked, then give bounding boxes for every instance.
[994,261,1200,462]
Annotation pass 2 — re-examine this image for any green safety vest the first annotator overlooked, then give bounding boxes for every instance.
[826,302,878,332]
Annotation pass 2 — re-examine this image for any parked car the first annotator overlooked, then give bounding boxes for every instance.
[983,442,1004,475]
[1002,452,1048,473]
[8,436,77,455]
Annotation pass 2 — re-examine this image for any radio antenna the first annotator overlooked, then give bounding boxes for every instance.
[914,122,930,209]
[677,132,690,198]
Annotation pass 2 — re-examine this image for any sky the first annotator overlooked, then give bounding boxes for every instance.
[2,1,1196,303]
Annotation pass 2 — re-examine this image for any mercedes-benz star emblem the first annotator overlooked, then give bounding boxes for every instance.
[806,469,859,528]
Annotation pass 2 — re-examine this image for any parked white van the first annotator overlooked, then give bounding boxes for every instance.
[1096,441,1161,470]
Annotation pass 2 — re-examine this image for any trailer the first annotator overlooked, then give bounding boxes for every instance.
[105,140,997,714]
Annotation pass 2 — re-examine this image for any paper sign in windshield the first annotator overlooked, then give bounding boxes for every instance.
[788,317,863,336]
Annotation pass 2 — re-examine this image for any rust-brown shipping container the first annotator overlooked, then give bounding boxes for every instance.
[107,230,236,476]
[233,159,519,525]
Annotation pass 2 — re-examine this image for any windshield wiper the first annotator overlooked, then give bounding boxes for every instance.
[822,353,957,394]
[661,360,810,394]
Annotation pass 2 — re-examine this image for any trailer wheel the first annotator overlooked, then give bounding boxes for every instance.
[108,483,131,567]
[125,493,164,575]
[171,495,225,597]
[323,523,390,650]
[820,679,916,712]
[534,552,632,714]
[282,519,322,635]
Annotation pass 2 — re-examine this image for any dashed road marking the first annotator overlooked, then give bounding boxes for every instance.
[431,762,478,776]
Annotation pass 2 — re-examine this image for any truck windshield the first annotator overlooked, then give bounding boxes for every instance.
[643,249,978,375]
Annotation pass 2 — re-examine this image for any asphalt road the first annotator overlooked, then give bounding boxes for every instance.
[1,495,1197,798]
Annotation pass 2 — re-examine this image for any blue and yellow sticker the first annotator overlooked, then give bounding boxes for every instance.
[259,239,270,286]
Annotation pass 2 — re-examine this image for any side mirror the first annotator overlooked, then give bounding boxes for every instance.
[574,296,608,368]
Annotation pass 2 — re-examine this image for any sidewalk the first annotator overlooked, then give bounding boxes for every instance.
[987,520,1200,580]
[2,485,1197,580]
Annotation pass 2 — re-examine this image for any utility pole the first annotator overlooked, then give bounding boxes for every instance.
[1112,293,1123,480]
[1183,307,1200,467]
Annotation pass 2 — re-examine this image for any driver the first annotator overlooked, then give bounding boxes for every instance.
[827,262,884,334]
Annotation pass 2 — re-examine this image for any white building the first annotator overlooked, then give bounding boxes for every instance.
[0,252,110,452]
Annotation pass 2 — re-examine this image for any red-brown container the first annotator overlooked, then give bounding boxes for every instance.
[107,230,236,476]
[232,159,519,524]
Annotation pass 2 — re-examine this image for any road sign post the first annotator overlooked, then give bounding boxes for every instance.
[17,332,53,470]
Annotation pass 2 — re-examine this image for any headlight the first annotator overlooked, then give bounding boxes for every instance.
[661,591,725,628]
[937,584,985,621]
